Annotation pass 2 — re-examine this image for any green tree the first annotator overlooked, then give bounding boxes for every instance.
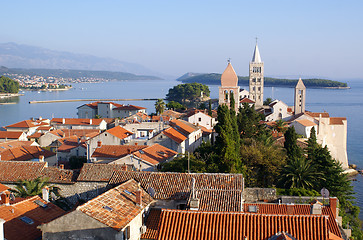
[166,83,210,104]
[166,101,185,111]
[273,120,287,133]
[155,99,166,115]
[214,104,241,173]
[263,97,273,106]
[160,153,206,173]
[278,157,324,189]
[11,177,60,198]
[241,139,286,187]
[208,100,212,116]
[237,103,267,140]
[283,126,302,159]
[69,156,87,169]
[0,76,19,93]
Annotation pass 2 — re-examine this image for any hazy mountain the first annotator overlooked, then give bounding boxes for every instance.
[0,42,164,77]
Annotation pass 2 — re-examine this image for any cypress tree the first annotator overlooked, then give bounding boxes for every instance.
[284,126,302,160]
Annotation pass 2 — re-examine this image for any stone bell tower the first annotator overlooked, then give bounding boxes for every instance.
[219,60,240,112]
[249,41,264,107]
[294,78,306,115]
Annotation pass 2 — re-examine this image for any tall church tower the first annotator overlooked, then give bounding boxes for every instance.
[249,42,264,107]
[219,60,240,112]
[294,78,306,114]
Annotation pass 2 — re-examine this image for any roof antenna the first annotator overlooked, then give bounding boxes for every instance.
[227,58,231,64]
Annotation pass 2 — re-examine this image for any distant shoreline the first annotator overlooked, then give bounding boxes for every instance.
[0,93,24,99]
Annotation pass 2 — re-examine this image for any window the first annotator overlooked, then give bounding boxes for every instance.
[198,117,201,122]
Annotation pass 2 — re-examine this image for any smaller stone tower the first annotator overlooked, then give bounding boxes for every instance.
[249,42,264,107]
[218,60,240,112]
[294,78,306,115]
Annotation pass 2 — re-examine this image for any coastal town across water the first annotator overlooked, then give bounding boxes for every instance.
[0,43,361,239]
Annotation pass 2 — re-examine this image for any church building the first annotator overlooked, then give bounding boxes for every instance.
[249,42,264,107]
[218,60,240,112]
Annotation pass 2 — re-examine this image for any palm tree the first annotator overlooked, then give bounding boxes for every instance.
[11,177,60,198]
[278,157,324,189]
[273,120,287,133]
[155,99,165,115]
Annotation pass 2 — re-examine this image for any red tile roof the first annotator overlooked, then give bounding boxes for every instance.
[0,195,66,240]
[152,115,171,122]
[0,145,55,161]
[51,118,104,126]
[0,141,35,153]
[0,131,23,139]
[156,210,331,240]
[114,104,146,110]
[133,144,177,165]
[57,136,86,152]
[170,119,199,135]
[28,132,43,139]
[161,110,184,119]
[0,183,9,192]
[5,120,48,129]
[78,179,153,231]
[141,208,162,239]
[106,125,133,140]
[0,161,77,184]
[243,203,341,238]
[240,97,255,103]
[163,127,187,144]
[108,171,244,201]
[77,163,134,182]
[296,119,317,127]
[305,112,330,118]
[191,189,243,212]
[329,117,346,125]
[91,145,146,160]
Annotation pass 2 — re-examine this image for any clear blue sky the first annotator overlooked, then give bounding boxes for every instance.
[1,0,362,79]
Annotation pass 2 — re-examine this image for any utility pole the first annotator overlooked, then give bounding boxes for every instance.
[188,152,190,174]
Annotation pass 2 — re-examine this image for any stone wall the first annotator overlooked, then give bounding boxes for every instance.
[243,188,276,203]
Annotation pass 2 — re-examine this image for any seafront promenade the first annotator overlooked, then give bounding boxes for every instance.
[28,98,163,104]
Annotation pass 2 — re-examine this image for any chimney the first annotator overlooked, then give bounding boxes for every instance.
[311,201,322,215]
[39,155,44,162]
[0,218,5,240]
[0,191,10,206]
[59,164,64,169]
[127,148,132,154]
[136,186,142,207]
[329,197,338,219]
[89,119,92,125]
[42,187,49,203]
[97,141,102,148]
[62,118,65,124]
[189,178,200,210]
[286,203,294,215]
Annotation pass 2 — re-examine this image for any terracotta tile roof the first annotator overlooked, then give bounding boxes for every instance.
[37,126,53,131]
[5,120,48,129]
[0,161,46,182]
[240,97,255,103]
[161,110,184,119]
[77,163,134,182]
[296,119,317,127]
[0,183,9,192]
[305,111,330,118]
[0,195,66,240]
[52,129,100,138]
[329,117,346,125]
[114,104,146,110]
[274,136,308,149]
[28,132,43,139]
[141,208,162,240]
[163,127,187,144]
[106,125,133,140]
[184,109,211,118]
[108,171,244,201]
[192,189,243,212]
[0,140,35,153]
[0,145,55,162]
[200,126,212,135]
[156,210,330,240]
[57,136,86,152]
[91,145,146,160]
[51,118,104,126]
[243,203,341,238]
[170,119,200,135]
[152,115,171,122]
[133,144,177,165]
[42,167,77,183]
[0,131,23,139]
[78,179,154,231]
